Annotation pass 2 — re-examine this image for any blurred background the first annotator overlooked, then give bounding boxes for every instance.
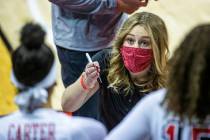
[0,0,210,115]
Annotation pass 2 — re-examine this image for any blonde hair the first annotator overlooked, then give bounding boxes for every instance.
[107,12,169,94]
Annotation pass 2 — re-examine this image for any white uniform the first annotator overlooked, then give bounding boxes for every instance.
[0,108,107,140]
[106,89,210,140]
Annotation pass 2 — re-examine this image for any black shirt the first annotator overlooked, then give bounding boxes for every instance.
[92,48,149,131]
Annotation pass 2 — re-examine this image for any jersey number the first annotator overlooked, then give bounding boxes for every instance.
[165,124,210,140]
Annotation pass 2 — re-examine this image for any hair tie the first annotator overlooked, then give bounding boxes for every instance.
[15,88,48,113]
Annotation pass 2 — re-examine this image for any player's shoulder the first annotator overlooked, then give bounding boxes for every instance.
[0,111,21,122]
[148,88,166,100]
[68,117,107,140]
[49,110,74,123]
[140,88,167,106]
[70,116,106,129]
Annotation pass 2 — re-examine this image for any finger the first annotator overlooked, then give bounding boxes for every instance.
[85,69,90,76]
[86,61,100,70]
[140,0,148,3]
[88,71,99,79]
[85,64,91,71]
[94,65,100,73]
[92,61,100,73]
[93,61,99,67]
[139,0,148,6]
[95,66,100,73]
[85,67,98,76]
[85,63,97,74]
[89,66,98,73]
[85,67,92,75]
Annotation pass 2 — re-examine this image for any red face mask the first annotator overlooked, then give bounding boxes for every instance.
[120,46,153,73]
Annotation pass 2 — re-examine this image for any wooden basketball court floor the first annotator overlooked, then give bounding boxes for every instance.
[0,0,210,113]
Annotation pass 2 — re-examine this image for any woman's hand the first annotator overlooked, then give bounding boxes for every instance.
[83,62,100,89]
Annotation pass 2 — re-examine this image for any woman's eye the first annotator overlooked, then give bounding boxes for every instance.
[138,40,150,48]
[126,38,135,45]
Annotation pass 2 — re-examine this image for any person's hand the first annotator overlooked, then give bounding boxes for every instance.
[117,0,149,14]
[83,62,100,89]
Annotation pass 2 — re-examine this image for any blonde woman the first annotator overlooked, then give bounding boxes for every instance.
[106,24,210,140]
[62,12,169,131]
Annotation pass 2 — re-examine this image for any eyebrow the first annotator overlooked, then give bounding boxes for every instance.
[126,34,150,39]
